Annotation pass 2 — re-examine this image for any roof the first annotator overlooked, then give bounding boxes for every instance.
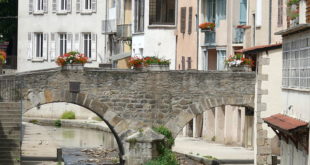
[275,24,310,36]
[235,43,282,54]
[263,114,308,132]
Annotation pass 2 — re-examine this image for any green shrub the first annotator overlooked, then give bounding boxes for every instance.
[29,119,38,124]
[61,111,76,120]
[54,120,61,127]
[145,126,178,165]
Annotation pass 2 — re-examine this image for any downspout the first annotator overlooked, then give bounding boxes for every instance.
[175,0,179,70]
[105,0,108,63]
[269,0,272,44]
[253,13,255,46]
[196,0,200,70]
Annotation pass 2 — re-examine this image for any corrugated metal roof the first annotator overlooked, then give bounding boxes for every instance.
[263,114,308,132]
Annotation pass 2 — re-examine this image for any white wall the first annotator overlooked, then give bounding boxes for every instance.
[18,0,107,72]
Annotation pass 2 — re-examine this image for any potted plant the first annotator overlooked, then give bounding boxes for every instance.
[144,56,170,71]
[225,54,254,72]
[287,0,300,26]
[0,50,6,74]
[199,22,216,31]
[56,51,88,70]
[128,56,144,70]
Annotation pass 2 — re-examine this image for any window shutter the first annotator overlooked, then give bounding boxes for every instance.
[76,0,81,13]
[74,33,80,52]
[43,33,48,60]
[181,56,185,70]
[181,7,186,33]
[188,7,192,34]
[43,0,48,13]
[52,0,57,13]
[187,57,192,69]
[278,0,283,26]
[27,32,33,60]
[256,0,262,27]
[67,33,73,52]
[91,33,97,61]
[92,0,97,13]
[307,0,310,23]
[29,0,33,14]
[67,0,72,13]
[50,33,56,61]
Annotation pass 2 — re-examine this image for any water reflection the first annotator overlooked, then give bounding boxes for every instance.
[44,126,118,149]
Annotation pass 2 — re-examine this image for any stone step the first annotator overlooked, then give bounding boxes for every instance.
[0,127,20,135]
[0,103,21,108]
[0,110,21,115]
[0,118,21,122]
[0,159,21,165]
[0,134,21,139]
[0,142,20,148]
[0,122,21,127]
[0,151,20,157]
[0,114,21,119]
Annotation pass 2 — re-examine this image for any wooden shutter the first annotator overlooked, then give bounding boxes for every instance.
[29,0,33,14]
[52,0,57,13]
[67,33,73,52]
[67,0,72,13]
[50,33,56,61]
[181,56,185,70]
[43,0,48,13]
[187,57,192,69]
[74,33,80,51]
[278,0,283,26]
[27,32,33,60]
[92,0,97,13]
[91,33,97,61]
[43,33,48,60]
[180,7,186,33]
[76,0,81,13]
[307,0,310,23]
[188,7,192,34]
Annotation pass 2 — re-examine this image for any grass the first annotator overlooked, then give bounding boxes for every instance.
[29,119,38,124]
[61,111,76,120]
[54,120,61,127]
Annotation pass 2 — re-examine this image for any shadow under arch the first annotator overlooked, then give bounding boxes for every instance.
[22,90,129,165]
[165,95,255,138]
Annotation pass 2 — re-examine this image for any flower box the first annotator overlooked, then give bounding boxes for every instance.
[225,53,254,72]
[199,22,215,31]
[228,65,251,72]
[146,64,169,71]
[62,63,84,71]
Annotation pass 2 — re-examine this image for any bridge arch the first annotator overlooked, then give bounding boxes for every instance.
[165,95,254,137]
[22,89,130,164]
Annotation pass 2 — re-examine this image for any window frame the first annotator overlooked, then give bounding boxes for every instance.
[34,33,44,58]
[36,0,44,12]
[59,33,67,56]
[149,0,176,25]
[83,33,92,58]
[59,0,68,11]
[84,0,92,11]
[134,0,144,33]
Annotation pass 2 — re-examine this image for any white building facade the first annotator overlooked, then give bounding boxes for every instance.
[131,0,177,70]
[18,0,108,72]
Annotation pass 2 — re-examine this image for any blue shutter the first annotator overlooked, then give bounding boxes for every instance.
[240,0,247,25]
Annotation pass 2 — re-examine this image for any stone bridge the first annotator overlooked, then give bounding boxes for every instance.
[0,68,256,164]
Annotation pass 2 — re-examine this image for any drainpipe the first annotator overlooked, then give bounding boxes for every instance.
[105,0,108,63]
[253,13,255,46]
[196,0,200,70]
[269,0,272,44]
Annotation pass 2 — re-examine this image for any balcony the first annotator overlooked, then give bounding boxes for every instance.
[233,28,245,44]
[116,24,132,40]
[203,30,216,46]
[102,19,116,34]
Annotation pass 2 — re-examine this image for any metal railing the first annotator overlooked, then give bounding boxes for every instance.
[117,24,132,40]
[0,78,21,102]
[233,28,245,44]
[102,19,117,34]
[204,30,216,46]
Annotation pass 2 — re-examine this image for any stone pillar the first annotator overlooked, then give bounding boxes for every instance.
[193,114,203,138]
[182,123,193,137]
[202,109,215,141]
[224,105,234,145]
[214,107,225,143]
[124,128,165,165]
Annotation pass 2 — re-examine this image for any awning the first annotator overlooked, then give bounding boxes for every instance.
[235,43,282,54]
[263,114,309,153]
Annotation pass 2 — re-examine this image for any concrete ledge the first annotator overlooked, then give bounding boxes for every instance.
[23,118,111,133]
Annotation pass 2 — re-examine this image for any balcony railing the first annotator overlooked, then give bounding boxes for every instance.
[116,24,132,40]
[203,30,216,46]
[233,28,245,44]
[102,19,117,34]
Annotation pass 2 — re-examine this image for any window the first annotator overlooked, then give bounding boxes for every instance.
[35,33,43,58]
[60,0,67,11]
[36,0,44,11]
[217,50,226,70]
[188,7,193,34]
[59,33,67,56]
[283,38,310,89]
[256,0,262,26]
[181,56,185,70]
[240,0,247,25]
[205,0,226,25]
[149,0,176,25]
[85,0,92,10]
[134,0,144,32]
[278,0,283,26]
[83,33,92,58]
[187,57,192,69]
